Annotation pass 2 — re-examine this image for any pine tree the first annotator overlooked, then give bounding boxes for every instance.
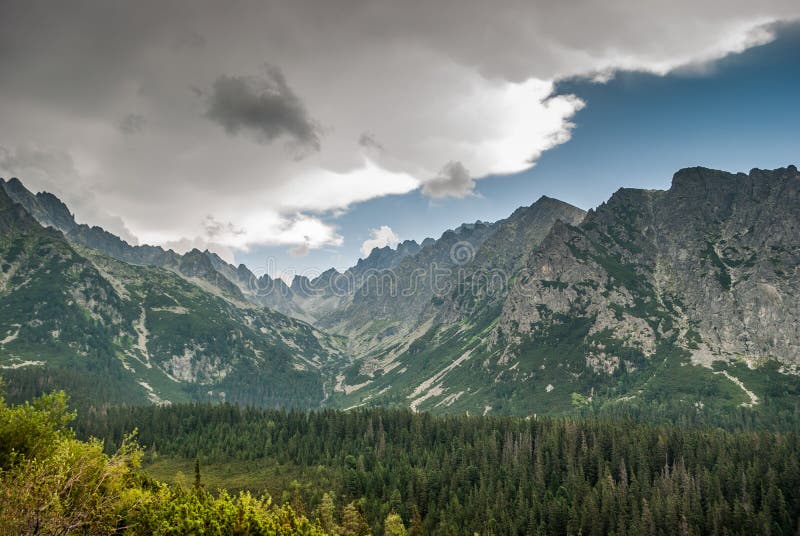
[193,457,203,491]
[341,501,371,536]
[407,505,424,536]
[318,492,339,534]
[384,512,407,536]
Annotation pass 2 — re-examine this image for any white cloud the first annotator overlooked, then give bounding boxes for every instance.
[0,1,797,255]
[289,242,311,257]
[361,225,400,257]
[144,212,343,255]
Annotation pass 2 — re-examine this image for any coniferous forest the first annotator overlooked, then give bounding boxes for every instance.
[67,402,799,535]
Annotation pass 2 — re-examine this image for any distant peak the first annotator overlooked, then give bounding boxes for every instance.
[670,167,735,190]
[670,165,799,194]
[505,195,585,222]
[2,177,28,193]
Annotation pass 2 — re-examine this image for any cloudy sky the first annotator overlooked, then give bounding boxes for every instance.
[1,1,799,280]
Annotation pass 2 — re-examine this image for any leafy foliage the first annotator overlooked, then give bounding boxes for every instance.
[0,390,330,535]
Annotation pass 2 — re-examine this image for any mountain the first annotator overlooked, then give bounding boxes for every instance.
[351,239,422,276]
[499,165,800,366]
[0,178,308,318]
[2,166,799,418]
[0,185,344,410]
[329,166,800,416]
[0,177,181,267]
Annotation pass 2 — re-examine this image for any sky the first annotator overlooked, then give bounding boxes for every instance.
[0,1,799,281]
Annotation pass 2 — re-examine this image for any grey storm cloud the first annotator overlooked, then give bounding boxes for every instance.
[422,161,475,199]
[173,30,206,51]
[118,113,147,135]
[358,132,384,152]
[206,67,321,151]
[0,0,798,258]
[202,215,245,239]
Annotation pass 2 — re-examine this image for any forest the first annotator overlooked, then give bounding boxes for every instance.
[73,402,800,535]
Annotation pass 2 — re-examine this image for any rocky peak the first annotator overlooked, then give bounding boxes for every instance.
[291,275,312,295]
[0,182,15,211]
[0,186,42,235]
[353,239,422,276]
[1,177,77,233]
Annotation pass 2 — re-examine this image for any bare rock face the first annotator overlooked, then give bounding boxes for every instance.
[658,166,800,362]
[499,166,800,367]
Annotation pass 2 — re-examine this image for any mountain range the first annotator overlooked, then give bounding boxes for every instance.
[1,166,798,416]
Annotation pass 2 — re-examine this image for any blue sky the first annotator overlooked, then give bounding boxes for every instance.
[238,22,800,279]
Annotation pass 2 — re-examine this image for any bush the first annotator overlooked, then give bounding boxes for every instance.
[0,389,331,535]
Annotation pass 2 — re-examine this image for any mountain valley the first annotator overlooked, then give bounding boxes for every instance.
[1,166,799,418]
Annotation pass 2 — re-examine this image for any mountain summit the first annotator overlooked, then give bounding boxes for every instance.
[2,166,799,416]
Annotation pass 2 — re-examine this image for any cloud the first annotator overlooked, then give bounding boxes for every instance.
[206,67,320,152]
[202,215,245,239]
[422,161,475,198]
[361,225,400,257]
[289,241,311,257]
[358,132,384,152]
[118,113,147,135]
[173,30,206,51]
[0,1,798,260]
[162,213,342,263]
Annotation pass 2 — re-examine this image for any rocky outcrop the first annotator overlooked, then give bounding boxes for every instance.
[499,166,800,366]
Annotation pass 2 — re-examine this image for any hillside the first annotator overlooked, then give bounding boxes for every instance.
[329,166,800,416]
[2,167,800,419]
[0,186,345,410]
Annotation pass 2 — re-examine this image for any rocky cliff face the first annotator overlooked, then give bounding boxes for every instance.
[321,197,588,404]
[500,166,800,369]
[328,166,800,415]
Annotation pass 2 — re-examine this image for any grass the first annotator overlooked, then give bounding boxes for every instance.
[143,457,340,499]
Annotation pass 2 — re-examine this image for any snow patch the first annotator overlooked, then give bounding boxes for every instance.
[133,308,151,367]
[435,390,465,408]
[333,373,373,395]
[151,306,188,314]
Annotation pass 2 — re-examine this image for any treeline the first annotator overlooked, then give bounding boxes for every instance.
[80,403,800,535]
[587,397,800,435]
